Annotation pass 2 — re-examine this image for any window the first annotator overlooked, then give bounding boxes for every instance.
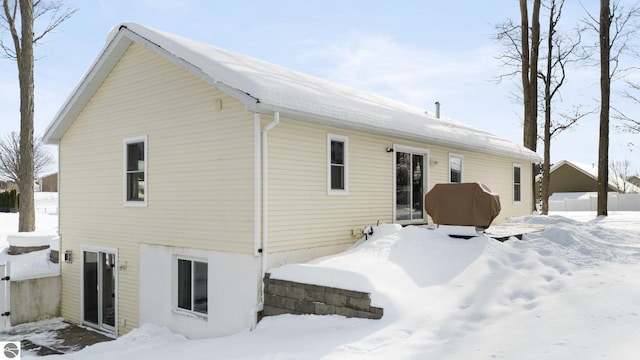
[513,164,522,202]
[177,258,208,315]
[328,134,348,194]
[449,154,463,183]
[124,136,147,205]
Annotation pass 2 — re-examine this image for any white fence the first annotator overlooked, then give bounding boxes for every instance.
[550,193,640,212]
[0,262,9,330]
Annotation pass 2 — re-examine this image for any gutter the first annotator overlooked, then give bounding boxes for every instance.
[250,111,280,331]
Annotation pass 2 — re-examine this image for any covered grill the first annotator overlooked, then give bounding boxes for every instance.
[424,183,501,229]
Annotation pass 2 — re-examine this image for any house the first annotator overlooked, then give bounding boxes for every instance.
[43,23,540,339]
[36,172,58,192]
[535,160,640,202]
[629,175,640,188]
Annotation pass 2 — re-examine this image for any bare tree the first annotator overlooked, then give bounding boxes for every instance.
[583,0,640,216]
[609,159,636,193]
[539,0,590,215]
[618,80,640,133]
[496,1,587,214]
[1,0,75,231]
[0,132,53,183]
[495,1,541,212]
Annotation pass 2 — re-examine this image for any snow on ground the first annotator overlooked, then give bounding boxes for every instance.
[0,192,58,248]
[1,204,639,358]
[19,210,638,360]
[0,193,59,281]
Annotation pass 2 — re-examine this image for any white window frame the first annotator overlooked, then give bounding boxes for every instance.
[327,133,349,195]
[513,163,522,203]
[174,255,208,319]
[123,135,148,207]
[448,153,463,183]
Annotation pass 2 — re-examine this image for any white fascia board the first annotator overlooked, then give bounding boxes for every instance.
[43,30,133,144]
[120,27,260,107]
[252,102,541,163]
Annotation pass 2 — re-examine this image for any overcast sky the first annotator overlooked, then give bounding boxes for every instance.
[0,0,637,171]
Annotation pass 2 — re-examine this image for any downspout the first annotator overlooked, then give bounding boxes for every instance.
[250,111,280,331]
[253,113,261,257]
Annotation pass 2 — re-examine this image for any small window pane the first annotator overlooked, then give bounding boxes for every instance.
[193,262,208,314]
[331,141,344,165]
[177,259,191,311]
[331,165,344,190]
[127,143,144,171]
[127,172,145,201]
[396,152,411,221]
[411,154,423,219]
[330,139,345,190]
[450,155,462,183]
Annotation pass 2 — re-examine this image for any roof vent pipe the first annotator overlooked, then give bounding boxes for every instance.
[435,101,441,119]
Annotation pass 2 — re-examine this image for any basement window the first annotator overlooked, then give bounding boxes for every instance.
[177,258,208,315]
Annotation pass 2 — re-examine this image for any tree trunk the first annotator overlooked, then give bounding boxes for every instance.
[520,0,532,150]
[520,0,541,213]
[17,0,35,232]
[528,0,541,153]
[598,0,610,216]
[541,0,555,216]
[542,104,552,215]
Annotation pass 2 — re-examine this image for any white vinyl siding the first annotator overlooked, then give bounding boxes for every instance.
[57,41,536,337]
[58,43,255,334]
[265,117,535,253]
[266,119,393,252]
[328,134,348,195]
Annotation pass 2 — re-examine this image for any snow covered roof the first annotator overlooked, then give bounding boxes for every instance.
[44,23,540,162]
[548,160,640,193]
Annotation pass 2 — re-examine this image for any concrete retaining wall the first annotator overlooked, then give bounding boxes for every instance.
[263,273,383,320]
[10,276,61,325]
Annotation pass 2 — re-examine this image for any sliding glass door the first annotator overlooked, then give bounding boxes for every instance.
[395,147,428,224]
[83,250,116,333]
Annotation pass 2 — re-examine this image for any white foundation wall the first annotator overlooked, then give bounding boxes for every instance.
[139,244,261,339]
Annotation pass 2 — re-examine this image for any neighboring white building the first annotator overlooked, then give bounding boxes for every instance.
[43,23,540,339]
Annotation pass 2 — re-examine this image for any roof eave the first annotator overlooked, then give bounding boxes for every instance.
[252,102,541,163]
[43,25,260,145]
[43,29,134,144]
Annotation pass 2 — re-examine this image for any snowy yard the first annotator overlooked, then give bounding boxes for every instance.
[2,198,640,359]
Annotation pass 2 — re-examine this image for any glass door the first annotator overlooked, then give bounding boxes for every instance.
[395,149,427,223]
[83,250,116,333]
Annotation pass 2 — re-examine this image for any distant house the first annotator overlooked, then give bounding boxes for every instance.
[43,23,540,339]
[535,160,640,202]
[629,175,640,188]
[36,172,58,192]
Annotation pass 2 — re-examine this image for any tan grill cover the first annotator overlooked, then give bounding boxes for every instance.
[425,183,501,228]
